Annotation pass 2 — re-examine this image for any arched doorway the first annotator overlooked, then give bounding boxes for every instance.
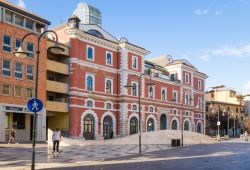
[171,120,177,130]
[160,114,167,130]
[103,116,113,139]
[83,114,94,140]
[130,117,138,135]
[147,118,154,132]
[184,121,189,131]
[197,122,202,133]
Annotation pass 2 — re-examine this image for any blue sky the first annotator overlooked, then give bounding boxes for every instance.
[10,0,250,94]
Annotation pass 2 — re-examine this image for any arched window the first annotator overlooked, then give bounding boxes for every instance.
[160,114,167,130]
[103,116,113,139]
[83,114,94,140]
[184,121,189,131]
[147,118,154,131]
[172,120,177,130]
[87,100,93,107]
[106,80,112,94]
[106,53,112,65]
[87,47,93,60]
[130,117,138,135]
[149,86,154,99]
[87,29,103,38]
[149,106,154,113]
[132,83,137,96]
[197,122,202,133]
[132,104,137,111]
[185,94,189,105]
[162,89,166,101]
[87,76,93,91]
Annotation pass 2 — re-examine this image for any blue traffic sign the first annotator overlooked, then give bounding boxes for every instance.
[27,98,43,112]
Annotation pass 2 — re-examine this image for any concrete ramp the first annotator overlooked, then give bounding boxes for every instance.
[56,130,217,146]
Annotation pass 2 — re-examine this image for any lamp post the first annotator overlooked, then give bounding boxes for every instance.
[210,104,226,139]
[124,71,154,154]
[14,30,64,170]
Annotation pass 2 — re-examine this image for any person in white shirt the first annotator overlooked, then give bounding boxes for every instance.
[52,128,61,153]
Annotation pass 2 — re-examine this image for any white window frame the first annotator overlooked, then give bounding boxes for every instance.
[105,101,113,110]
[173,109,178,115]
[26,88,34,98]
[132,103,138,111]
[2,59,11,77]
[105,78,113,94]
[14,85,22,97]
[2,84,11,96]
[15,62,23,79]
[132,55,138,70]
[2,35,11,53]
[161,88,167,101]
[185,111,189,117]
[85,73,95,91]
[149,105,155,113]
[185,73,190,84]
[86,45,95,61]
[85,98,95,108]
[173,90,178,103]
[27,42,34,58]
[106,51,113,66]
[198,97,202,109]
[131,81,138,96]
[198,80,202,90]
[149,86,155,99]
[26,64,34,81]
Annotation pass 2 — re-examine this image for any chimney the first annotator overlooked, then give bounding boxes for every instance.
[67,15,81,29]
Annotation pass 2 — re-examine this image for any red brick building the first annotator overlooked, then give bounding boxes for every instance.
[54,15,208,140]
[0,0,49,142]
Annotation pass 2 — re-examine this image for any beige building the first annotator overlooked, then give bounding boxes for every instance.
[46,40,70,138]
[206,86,247,137]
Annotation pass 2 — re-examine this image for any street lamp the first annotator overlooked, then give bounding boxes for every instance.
[14,30,64,170]
[124,70,155,154]
[210,104,226,139]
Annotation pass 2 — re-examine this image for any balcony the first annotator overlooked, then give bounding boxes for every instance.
[46,101,68,112]
[47,59,69,75]
[47,80,68,94]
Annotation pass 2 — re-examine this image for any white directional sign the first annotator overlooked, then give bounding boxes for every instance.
[217,121,221,126]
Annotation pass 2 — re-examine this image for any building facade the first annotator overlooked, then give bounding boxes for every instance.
[54,12,208,140]
[0,0,49,142]
[206,86,247,137]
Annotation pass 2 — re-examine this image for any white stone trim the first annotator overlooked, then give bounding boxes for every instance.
[104,101,113,109]
[84,98,96,108]
[132,55,138,70]
[80,109,98,138]
[100,111,116,138]
[85,73,95,91]
[105,78,113,94]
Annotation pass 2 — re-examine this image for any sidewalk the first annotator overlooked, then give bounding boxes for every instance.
[0,143,173,170]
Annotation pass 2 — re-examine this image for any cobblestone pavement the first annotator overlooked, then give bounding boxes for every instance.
[0,143,173,170]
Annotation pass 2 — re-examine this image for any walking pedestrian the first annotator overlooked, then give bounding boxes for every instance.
[8,129,16,144]
[52,128,61,153]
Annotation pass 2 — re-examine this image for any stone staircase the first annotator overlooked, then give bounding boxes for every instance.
[53,130,217,147]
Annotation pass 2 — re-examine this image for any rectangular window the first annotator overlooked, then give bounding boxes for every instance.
[26,65,34,80]
[15,39,21,50]
[15,14,23,26]
[2,59,11,76]
[14,86,22,97]
[198,80,202,90]
[13,113,25,129]
[26,88,33,98]
[5,10,13,23]
[185,73,189,84]
[173,91,178,103]
[132,56,138,69]
[27,43,34,58]
[25,19,33,30]
[2,84,10,96]
[15,62,23,79]
[3,35,11,52]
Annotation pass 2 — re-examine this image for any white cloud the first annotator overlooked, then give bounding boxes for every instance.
[243,81,250,95]
[17,0,26,9]
[194,9,208,16]
[200,43,250,61]
[215,10,223,15]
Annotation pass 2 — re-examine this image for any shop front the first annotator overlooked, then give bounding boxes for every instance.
[0,104,46,142]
